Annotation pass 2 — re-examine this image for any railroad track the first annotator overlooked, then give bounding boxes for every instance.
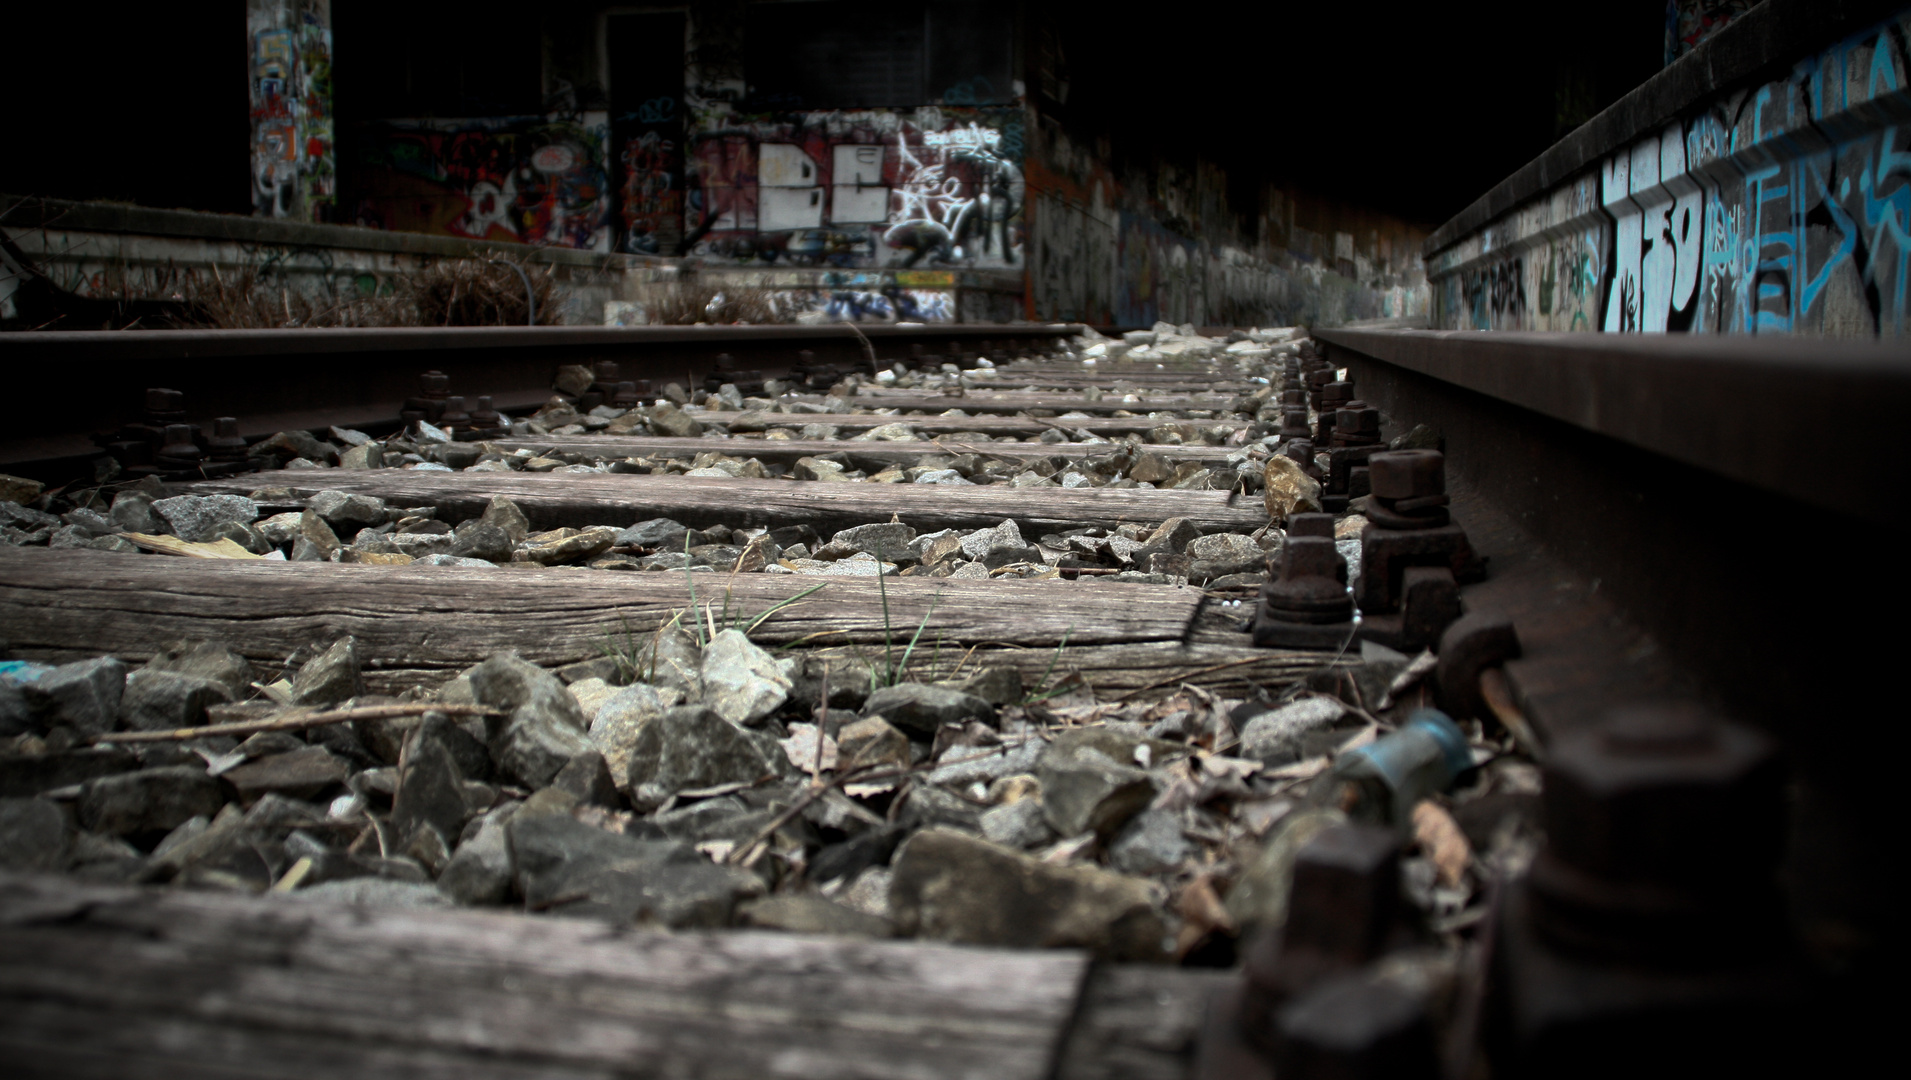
[0,322,1897,1077]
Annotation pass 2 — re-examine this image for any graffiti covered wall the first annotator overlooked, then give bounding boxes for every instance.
[248,0,336,222]
[1432,8,1911,338]
[680,107,1026,271]
[347,116,614,252]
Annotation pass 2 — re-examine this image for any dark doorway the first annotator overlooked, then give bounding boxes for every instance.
[608,14,687,256]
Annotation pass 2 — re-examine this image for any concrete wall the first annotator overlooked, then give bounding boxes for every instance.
[1430,0,1911,338]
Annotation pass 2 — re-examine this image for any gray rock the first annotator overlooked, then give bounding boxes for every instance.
[290,878,453,909]
[861,683,995,738]
[118,669,232,731]
[437,804,517,905]
[141,640,253,699]
[1038,743,1156,839]
[699,629,791,727]
[618,517,690,550]
[391,716,470,870]
[1237,697,1352,766]
[77,766,225,837]
[830,523,916,562]
[150,494,259,543]
[895,785,986,834]
[645,627,705,702]
[1144,517,1201,554]
[21,657,126,735]
[249,430,339,466]
[623,705,775,809]
[446,521,512,562]
[550,751,622,810]
[307,490,389,531]
[589,683,682,790]
[959,519,1025,560]
[467,653,594,789]
[925,737,1043,788]
[981,542,1046,569]
[221,747,351,801]
[648,405,704,439]
[934,666,1024,706]
[291,636,365,707]
[738,894,894,937]
[0,797,67,870]
[0,681,30,736]
[1108,808,1193,875]
[109,492,164,534]
[507,811,761,926]
[415,554,496,567]
[980,798,1056,850]
[1187,531,1264,567]
[889,829,1168,960]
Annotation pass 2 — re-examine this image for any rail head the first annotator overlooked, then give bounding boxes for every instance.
[1315,327,1911,523]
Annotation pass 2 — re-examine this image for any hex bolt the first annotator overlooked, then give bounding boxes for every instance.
[144,388,186,417]
[1240,823,1402,1051]
[1435,612,1522,722]
[593,360,622,385]
[206,417,247,461]
[439,396,472,428]
[1530,704,1784,959]
[1252,528,1354,649]
[155,424,202,464]
[469,396,502,430]
[1369,450,1444,501]
[610,381,642,409]
[1283,438,1323,481]
[418,371,449,399]
[1334,401,1382,444]
[1281,406,1314,443]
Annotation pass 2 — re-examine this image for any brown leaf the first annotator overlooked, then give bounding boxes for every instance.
[1412,799,1472,888]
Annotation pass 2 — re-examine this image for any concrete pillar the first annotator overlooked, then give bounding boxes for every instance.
[247,0,335,222]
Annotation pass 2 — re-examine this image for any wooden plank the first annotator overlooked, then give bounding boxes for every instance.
[686,412,1252,437]
[490,434,1248,467]
[0,549,1206,678]
[0,871,1089,1080]
[181,470,1270,535]
[809,391,1242,415]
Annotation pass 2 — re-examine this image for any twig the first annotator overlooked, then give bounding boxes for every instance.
[1108,655,1274,703]
[86,703,501,745]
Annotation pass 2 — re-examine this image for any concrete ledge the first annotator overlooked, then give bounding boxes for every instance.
[1423,0,1907,257]
[0,193,660,270]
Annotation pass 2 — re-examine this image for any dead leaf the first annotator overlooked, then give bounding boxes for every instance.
[1412,800,1472,888]
[121,533,264,559]
[778,722,837,774]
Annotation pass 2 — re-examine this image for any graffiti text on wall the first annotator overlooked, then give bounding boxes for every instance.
[678,108,1024,270]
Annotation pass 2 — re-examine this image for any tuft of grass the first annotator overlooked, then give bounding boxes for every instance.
[1022,626,1077,705]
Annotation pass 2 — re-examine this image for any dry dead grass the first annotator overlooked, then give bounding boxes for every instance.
[172,254,558,329]
[639,283,786,325]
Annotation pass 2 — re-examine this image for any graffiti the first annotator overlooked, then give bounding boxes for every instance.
[1434,10,1911,339]
[636,97,677,124]
[679,108,1024,270]
[619,131,681,255]
[350,116,612,251]
[1464,256,1528,327]
[248,1,334,222]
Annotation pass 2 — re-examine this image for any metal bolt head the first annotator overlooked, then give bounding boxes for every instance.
[1368,450,1445,500]
[1282,823,1401,964]
[156,424,201,462]
[419,371,450,397]
[594,360,621,384]
[1275,972,1437,1080]
[144,388,185,414]
[1287,513,1335,539]
[1542,704,1781,888]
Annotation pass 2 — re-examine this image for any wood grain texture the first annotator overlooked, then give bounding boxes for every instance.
[491,434,1248,467]
[180,470,1270,535]
[0,871,1089,1080]
[803,390,1241,415]
[0,548,1205,677]
[687,412,1252,437]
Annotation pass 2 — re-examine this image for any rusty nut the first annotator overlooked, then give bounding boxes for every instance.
[1368,450,1445,500]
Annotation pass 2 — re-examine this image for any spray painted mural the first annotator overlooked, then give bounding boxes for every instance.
[348,116,613,252]
[678,107,1025,269]
[1433,9,1911,339]
[248,0,335,221]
